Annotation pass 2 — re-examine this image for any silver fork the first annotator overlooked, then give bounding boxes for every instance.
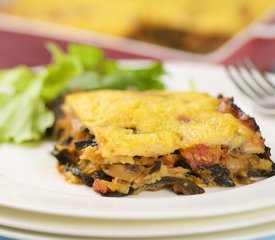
[225,58,275,115]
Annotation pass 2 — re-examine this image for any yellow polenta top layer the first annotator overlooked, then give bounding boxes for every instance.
[66,90,264,158]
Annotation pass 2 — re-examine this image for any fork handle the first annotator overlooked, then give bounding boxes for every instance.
[257,96,275,107]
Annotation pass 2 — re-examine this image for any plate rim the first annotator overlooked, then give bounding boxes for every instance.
[2,202,275,238]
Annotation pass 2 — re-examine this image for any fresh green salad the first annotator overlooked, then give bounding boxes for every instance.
[0,43,165,143]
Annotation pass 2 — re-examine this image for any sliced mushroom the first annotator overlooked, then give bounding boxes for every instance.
[102,164,145,182]
[52,149,75,165]
[81,174,95,187]
[207,164,235,187]
[101,187,134,197]
[172,178,205,195]
[62,136,73,146]
[92,170,113,182]
[149,160,162,174]
[145,176,204,195]
[248,159,275,177]
[174,158,192,170]
[74,138,98,150]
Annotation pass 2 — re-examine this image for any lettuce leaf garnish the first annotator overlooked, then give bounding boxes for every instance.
[45,43,165,93]
[0,43,165,143]
[0,67,54,143]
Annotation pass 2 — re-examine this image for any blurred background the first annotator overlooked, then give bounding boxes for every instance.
[1,0,275,70]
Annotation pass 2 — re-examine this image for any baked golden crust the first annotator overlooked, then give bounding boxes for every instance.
[66,90,264,158]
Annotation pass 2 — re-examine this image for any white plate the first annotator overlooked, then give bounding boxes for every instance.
[3,203,275,238]
[2,216,275,240]
[0,62,275,220]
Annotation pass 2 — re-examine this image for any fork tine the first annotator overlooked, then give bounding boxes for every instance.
[232,61,264,98]
[242,58,274,96]
[244,58,275,90]
[225,65,254,99]
[225,60,275,115]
